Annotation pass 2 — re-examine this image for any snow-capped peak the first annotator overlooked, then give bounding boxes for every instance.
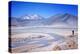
[21,14,43,20]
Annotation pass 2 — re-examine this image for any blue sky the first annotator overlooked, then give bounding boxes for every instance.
[9,1,78,18]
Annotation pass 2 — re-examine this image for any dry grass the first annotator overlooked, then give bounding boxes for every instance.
[66,40,78,49]
[53,45,62,51]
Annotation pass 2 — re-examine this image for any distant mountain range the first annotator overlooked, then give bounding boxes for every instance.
[20,14,44,20]
[10,13,78,28]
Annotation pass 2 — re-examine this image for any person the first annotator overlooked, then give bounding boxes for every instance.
[72,30,74,36]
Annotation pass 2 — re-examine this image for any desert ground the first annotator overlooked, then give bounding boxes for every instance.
[9,27,78,53]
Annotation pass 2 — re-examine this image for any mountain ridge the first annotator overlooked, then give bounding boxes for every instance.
[10,13,78,28]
